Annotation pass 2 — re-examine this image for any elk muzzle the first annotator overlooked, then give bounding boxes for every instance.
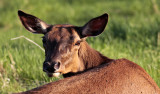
[43,61,61,77]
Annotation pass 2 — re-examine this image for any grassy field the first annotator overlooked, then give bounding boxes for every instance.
[0,0,160,93]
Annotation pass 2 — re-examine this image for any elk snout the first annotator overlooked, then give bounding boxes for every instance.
[43,61,60,73]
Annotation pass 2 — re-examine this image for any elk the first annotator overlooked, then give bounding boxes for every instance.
[17,10,160,93]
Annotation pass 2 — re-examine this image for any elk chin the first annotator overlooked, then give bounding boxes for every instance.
[46,72,61,78]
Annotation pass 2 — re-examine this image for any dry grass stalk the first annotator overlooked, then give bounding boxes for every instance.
[8,52,17,78]
[151,0,159,14]
[158,32,160,46]
[0,61,10,89]
[11,36,45,52]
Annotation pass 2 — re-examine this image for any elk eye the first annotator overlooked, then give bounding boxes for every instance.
[75,40,81,46]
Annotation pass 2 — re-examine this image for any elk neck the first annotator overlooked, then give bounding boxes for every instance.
[78,41,113,70]
[63,41,113,78]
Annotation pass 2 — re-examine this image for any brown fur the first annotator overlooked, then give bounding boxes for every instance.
[78,41,112,69]
[16,59,160,94]
[62,41,113,77]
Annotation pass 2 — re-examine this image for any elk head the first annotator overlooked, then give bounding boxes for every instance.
[18,10,108,77]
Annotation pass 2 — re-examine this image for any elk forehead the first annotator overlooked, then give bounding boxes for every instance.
[47,25,80,41]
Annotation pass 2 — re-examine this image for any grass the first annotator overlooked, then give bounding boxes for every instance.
[0,0,160,93]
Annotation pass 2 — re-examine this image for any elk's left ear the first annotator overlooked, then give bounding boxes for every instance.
[80,13,108,37]
[18,10,51,34]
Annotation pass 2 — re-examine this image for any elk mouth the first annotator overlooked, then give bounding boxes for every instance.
[43,61,61,77]
[46,72,61,77]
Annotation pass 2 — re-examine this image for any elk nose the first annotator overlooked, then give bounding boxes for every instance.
[43,61,60,73]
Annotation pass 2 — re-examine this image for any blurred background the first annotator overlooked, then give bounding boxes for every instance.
[0,0,160,93]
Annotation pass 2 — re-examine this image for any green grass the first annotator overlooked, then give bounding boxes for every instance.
[0,0,160,93]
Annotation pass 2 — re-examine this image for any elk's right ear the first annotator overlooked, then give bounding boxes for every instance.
[79,13,108,38]
[18,10,51,34]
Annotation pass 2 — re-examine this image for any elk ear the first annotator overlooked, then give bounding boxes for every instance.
[80,13,108,37]
[18,10,51,34]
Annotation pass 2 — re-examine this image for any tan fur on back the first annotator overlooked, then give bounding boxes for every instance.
[17,59,160,94]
